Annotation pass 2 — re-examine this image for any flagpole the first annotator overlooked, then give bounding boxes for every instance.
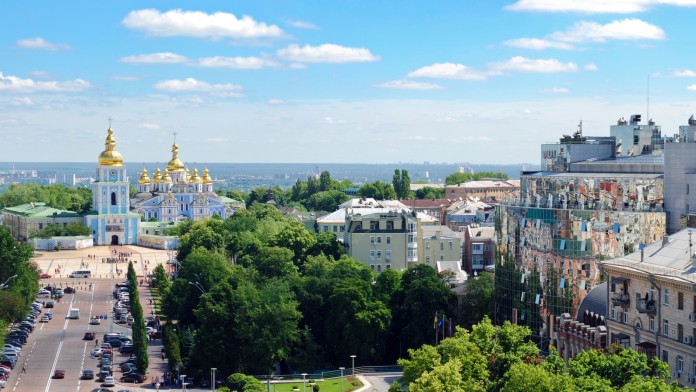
[434,312,438,345]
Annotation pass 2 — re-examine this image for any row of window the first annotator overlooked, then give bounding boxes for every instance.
[370,250,391,261]
[370,264,391,272]
[425,255,446,263]
[369,221,395,230]
[612,308,693,343]
[425,241,453,251]
[370,236,391,244]
[322,225,345,233]
[611,282,693,311]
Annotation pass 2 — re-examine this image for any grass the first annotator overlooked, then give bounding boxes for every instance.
[261,377,363,392]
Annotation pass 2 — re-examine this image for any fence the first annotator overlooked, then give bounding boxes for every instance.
[253,365,403,383]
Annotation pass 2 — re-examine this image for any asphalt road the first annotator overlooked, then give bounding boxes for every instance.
[5,277,139,392]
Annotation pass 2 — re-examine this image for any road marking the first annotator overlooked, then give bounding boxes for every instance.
[44,293,75,392]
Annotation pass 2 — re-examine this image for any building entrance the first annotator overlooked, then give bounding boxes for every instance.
[111,235,119,245]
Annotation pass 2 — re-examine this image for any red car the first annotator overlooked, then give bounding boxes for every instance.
[39,273,52,279]
[53,369,65,379]
[84,332,95,340]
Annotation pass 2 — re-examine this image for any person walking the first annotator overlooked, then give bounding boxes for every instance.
[21,365,26,374]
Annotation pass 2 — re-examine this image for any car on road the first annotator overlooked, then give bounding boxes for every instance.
[39,273,51,279]
[40,315,49,322]
[90,317,101,325]
[53,369,65,379]
[45,312,52,320]
[82,369,94,379]
[97,370,110,382]
[45,301,54,308]
[84,332,95,340]
[64,287,75,294]
[54,288,63,297]
[120,372,146,383]
[102,376,116,387]
[37,289,51,298]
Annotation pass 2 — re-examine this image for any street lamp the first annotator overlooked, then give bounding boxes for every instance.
[188,281,206,295]
[210,368,217,391]
[350,355,356,376]
[0,275,17,290]
[301,373,308,392]
[339,367,345,392]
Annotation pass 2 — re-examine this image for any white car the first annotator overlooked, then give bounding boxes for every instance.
[89,317,101,325]
[90,348,103,357]
[37,289,51,298]
[102,376,115,387]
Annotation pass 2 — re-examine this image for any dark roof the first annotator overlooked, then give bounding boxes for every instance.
[575,282,607,321]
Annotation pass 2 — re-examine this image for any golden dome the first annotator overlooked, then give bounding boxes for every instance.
[152,168,162,183]
[98,128,124,166]
[138,168,151,185]
[166,142,185,172]
[202,168,213,184]
[189,168,203,183]
[161,168,173,183]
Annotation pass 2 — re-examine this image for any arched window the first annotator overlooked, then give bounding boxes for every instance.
[111,192,117,205]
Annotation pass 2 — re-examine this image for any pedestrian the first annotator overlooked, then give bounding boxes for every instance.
[156,382,160,391]
[95,338,99,347]
[21,365,26,374]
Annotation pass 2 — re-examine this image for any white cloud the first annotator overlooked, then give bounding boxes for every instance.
[11,97,34,106]
[138,123,160,130]
[0,72,91,92]
[504,38,575,50]
[408,63,489,80]
[193,56,278,69]
[674,70,696,77]
[267,99,285,105]
[123,9,284,39]
[16,37,69,51]
[550,19,665,43]
[29,71,54,79]
[112,75,144,81]
[505,0,696,14]
[287,19,318,29]
[584,63,599,71]
[688,85,696,91]
[277,44,378,63]
[490,56,578,73]
[154,77,244,97]
[539,87,570,93]
[121,52,188,64]
[289,63,307,69]
[319,117,346,124]
[375,80,445,90]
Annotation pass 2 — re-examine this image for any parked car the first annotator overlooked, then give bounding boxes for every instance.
[45,301,54,308]
[39,273,51,279]
[37,289,51,297]
[82,369,94,379]
[97,370,110,382]
[53,369,65,379]
[102,376,116,387]
[119,345,134,355]
[64,287,75,294]
[120,373,146,383]
[84,332,95,340]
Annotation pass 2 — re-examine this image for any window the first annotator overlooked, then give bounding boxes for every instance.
[38,223,43,230]
[370,264,375,271]
[665,289,670,305]
[650,287,656,301]
[664,319,669,337]
[386,236,391,244]
[370,221,378,230]
[386,264,391,269]
[377,250,382,260]
[386,250,391,261]
[377,265,382,273]
[377,236,382,244]
[649,316,655,332]
[440,242,444,251]
[448,241,453,250]
[678,355,684,374]
[386,222,393,230]
[678,323,684,342]
[333,226,338,233]
[340,226,345,232]
[662,350,669,364]
[111,192,117,205]
[623,310,628,323]
[611,307,616,320]
[323,225,329,232]
[440,254,444,261]
[370,250,375,260]
[678,292,684,310]
[425,255,430,263]
[426,242,430,250]
[370,236,375,244]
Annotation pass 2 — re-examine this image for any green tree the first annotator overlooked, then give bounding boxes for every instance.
[358,181,397,200]
[445,171,509,185]
[501,362,572,392]
[270,220,317,266]
[414,186,445,199]
[254,246,298,278]
[291,179,306,202]
[303,190,349,212]
[176,218,227,261]
[392,169,412,199]
[225,190,249,204]
[319,171,332,192]
[409,359,484,392]
[163,324,182,371]
[459,272,494,327]
[226,373,264,392]
[308,231,343,261]
[307,176,319,196]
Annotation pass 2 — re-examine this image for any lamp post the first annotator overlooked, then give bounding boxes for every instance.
[188,281,206,295]
[301,373,308,392]
[350,355,356,376]
[211,368,216,391]
[0,275,17,290]
[339,367,345,392]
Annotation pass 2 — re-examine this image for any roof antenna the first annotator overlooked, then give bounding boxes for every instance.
[647,74,650,125]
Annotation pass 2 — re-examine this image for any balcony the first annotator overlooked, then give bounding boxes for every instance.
[611,293,630,307]
[636,299,656,315]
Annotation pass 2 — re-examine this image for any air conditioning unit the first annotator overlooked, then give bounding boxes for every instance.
[689,313,696,322]
[684,336,693,345]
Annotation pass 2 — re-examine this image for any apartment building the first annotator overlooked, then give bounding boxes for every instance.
[445,179,520,202]
[419,225,461,269]
[2,202,82,241]
[602,229,696,385]
[463,225,495,276]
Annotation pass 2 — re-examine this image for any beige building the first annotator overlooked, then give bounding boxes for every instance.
[602,230,696,385]
[445,179,520,203]
[419,225,461,268]
[2,202,82,241]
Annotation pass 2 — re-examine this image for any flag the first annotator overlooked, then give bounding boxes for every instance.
[438,314,444,329]
[448,317,452,337]
[433,312,438,330]
[441,314,446,336]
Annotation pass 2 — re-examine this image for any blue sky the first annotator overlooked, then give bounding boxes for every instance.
[3,0,696,164]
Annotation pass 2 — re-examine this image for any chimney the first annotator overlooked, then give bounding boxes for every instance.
[662,234,669,247]
[640,248,644,262]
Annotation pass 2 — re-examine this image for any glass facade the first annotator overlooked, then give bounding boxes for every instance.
[495,174,666,350]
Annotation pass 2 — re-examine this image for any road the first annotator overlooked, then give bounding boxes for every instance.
[4,276,144,392]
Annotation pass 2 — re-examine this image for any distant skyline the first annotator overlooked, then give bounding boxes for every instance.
[3,1,696,164]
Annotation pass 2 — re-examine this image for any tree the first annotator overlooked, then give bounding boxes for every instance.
[393,169,412,199]
[358,181,397,200]
[409,359,484,392]
[270,220,317,266]
[415,186,445,200]
[501,362,572,392]
[225,190,249,204]
[308,231,343,261]
[176,218,226,261]
[226,373,264,392]
[568,345,668,389]
[459,272,494,327]
[445,171,509,185]
[0,226,40,314]
[303,190,349,212]
[307,176,319,196]
[319,171,332,192]
[291,179,306,202]
[30,222,91,238]
[254,246,298,278]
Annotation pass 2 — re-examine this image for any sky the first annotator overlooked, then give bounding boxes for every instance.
[3,0,696,164]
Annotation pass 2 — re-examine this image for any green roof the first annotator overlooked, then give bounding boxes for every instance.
[2,202,81,218]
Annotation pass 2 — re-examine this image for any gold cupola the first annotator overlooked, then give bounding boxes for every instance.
[152,168,162,183]
[189,167,202,183]
[138,167,151,185]
[166,141,185,172]
[161,168,173,183]
[202,167,213,184]
[98,127,124,166]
